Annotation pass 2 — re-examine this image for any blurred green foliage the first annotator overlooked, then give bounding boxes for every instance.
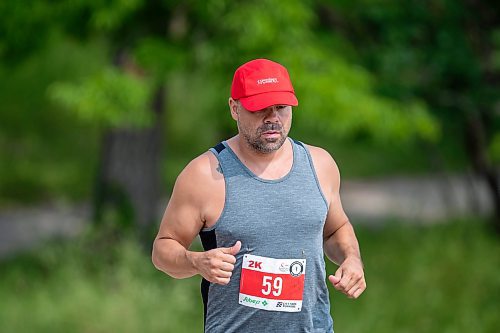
[0,221,498,332]
[489,133,500,164]
[0,38,105,203]
[1,0,498,204]
[49,68,154,128]
[323,0,499,162]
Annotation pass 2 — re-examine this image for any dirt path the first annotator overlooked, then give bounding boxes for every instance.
[0,174,492,258]
[0,202,90,258]
[341,173,492,223]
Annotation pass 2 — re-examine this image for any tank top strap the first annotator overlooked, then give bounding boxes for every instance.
[208,141,244,180]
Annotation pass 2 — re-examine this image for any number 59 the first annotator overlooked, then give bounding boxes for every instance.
[262,276,283,296]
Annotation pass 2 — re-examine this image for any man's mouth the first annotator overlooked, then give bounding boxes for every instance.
[261,131,281,138]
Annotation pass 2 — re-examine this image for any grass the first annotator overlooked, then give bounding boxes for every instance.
[1,221,499,332]
[331,221,500,333]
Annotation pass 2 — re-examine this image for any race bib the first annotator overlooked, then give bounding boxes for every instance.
[239,254,306,312]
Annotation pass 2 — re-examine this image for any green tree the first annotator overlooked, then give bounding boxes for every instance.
[0,0,439,235]
[318,0,500,230]
[1,0,181,238]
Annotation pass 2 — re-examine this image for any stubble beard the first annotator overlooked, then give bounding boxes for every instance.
[238,122,289,154]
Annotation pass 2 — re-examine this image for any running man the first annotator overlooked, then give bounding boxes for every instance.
[152,58,366,332]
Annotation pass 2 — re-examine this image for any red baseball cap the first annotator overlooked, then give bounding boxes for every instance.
[230,59,298,112]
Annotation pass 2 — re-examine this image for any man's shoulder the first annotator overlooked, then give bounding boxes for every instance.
[178,150,221,185]
[302,143,331,158]
[301,143,339,174]
[169,150,223,208]
[298,142,341,201]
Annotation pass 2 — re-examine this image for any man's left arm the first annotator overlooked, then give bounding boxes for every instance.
[309,146,366,299]
[323,205,366,299]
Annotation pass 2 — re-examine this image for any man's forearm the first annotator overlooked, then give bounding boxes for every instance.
[152,238,200,279]
[324,221,362,266]
[325,221,366,299]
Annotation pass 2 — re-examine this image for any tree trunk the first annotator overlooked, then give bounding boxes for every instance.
[464,113,500,233]
[93,52,165,240]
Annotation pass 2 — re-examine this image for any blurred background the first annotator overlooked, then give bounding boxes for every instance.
[0,0,499,332]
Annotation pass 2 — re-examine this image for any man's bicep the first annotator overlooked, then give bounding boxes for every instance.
[323,192,350,240]
[315,149,349,239]
[156,174,205,249]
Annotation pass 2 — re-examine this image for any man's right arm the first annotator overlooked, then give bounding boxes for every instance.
[152,153,240,285]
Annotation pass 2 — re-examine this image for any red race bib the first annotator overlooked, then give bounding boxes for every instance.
[239,254,306,312]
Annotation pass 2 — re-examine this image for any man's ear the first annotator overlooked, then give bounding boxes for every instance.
[228,98,239,121]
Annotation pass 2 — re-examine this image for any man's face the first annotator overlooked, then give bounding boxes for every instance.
[230,100,293,153]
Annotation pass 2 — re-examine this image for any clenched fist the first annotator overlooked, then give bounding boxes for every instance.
[191,241,241,285]
[328,256,366,299]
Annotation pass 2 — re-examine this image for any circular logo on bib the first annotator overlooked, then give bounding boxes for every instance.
[289,261,304,277]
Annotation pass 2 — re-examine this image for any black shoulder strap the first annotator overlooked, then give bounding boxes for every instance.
[212,142,226,154]
[291,138,303,147]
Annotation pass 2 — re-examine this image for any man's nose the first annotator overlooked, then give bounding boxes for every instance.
[264,107,280,123]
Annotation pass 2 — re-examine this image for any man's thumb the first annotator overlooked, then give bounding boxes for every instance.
[229,241,242,255]
[221,241,241,255]
[328,268,342,285]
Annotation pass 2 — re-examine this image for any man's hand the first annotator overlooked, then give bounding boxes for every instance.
[328,257,366,299]
[189,241,241,285]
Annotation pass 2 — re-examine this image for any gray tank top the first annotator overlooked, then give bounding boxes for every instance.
[200,138,334,333]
